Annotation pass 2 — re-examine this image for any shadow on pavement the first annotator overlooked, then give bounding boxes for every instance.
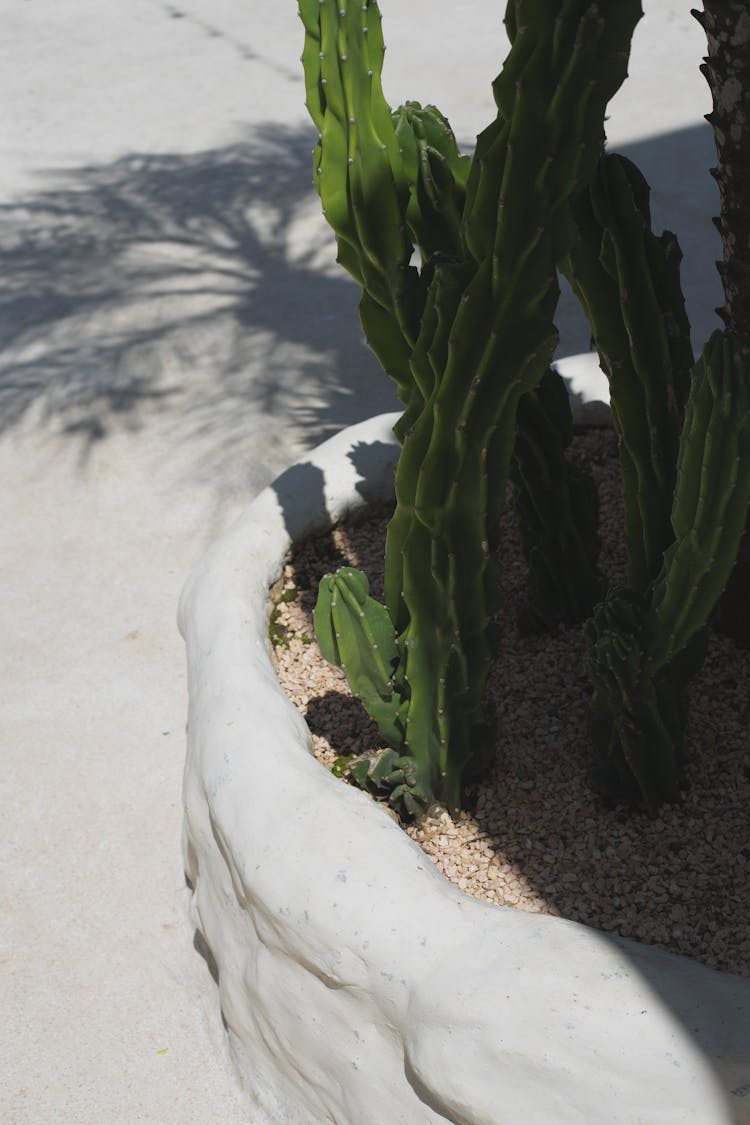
[0,122,397,469]
[0,118,722,472]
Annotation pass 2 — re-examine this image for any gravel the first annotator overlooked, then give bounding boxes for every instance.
[270,424,750,978]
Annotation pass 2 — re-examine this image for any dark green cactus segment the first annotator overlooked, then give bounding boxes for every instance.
[585,588,647,718]
[349,748,430,819]
[477,0,642,270]
[392,102,469,261]
[562,151,694,595]
[313,567,407,749]
[511,367,604,630]
[584,588,684,811]
[647,331,750,671]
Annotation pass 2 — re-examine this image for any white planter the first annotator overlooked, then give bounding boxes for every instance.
[179,371,750,1124]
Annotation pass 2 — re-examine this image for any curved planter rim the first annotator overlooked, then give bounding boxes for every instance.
[179,362,750,1125]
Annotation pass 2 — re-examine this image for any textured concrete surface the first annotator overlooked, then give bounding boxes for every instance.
[0,2,722,1122]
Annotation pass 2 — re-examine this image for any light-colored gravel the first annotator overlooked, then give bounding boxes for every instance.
[270,424,750,978]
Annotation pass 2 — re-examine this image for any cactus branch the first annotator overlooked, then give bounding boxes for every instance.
[694,2,750,644]
[562,152,694,595]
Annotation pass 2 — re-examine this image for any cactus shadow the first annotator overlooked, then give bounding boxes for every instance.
[270,461,330,545]
[304,691,381,758]
[348,439,399,505]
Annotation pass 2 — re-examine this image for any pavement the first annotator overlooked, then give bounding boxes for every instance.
[0,3,723,1122]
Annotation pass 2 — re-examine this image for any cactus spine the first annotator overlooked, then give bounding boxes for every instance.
[300,0,641,811]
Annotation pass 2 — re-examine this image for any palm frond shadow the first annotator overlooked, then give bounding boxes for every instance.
[0,123,396,476]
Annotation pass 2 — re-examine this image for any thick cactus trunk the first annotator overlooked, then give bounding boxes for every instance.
[694,1,750,645]
[381,1,642,807]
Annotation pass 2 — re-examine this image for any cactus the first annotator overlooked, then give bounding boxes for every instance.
[648,331,750,670]
[575,11,750,810]
[583,333,750,811]
[584,588,682,810]
[313,567,407,747]
[349,748,431,819]
[393,102,470,264]
[511,367,604,631]
[297,1,750,815]
[300,0,641,812]
[694,2,750,337]
[565,131,750,806]
[562,152,694,596]
[693,2,750,643]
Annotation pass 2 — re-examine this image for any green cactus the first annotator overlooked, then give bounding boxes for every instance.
[301,0,641,812]
[296,1,750,817]
[299,0,426,437]
[384,0,641,809]
[349,748,431,819]
[511,367,604,631]
[574,277,750,805]
[313,567,407,748]
[392,102,470,264]
[559,118,750,807]
[648,331,750,670]
[695,2,750,644]
[562,152,695,596]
